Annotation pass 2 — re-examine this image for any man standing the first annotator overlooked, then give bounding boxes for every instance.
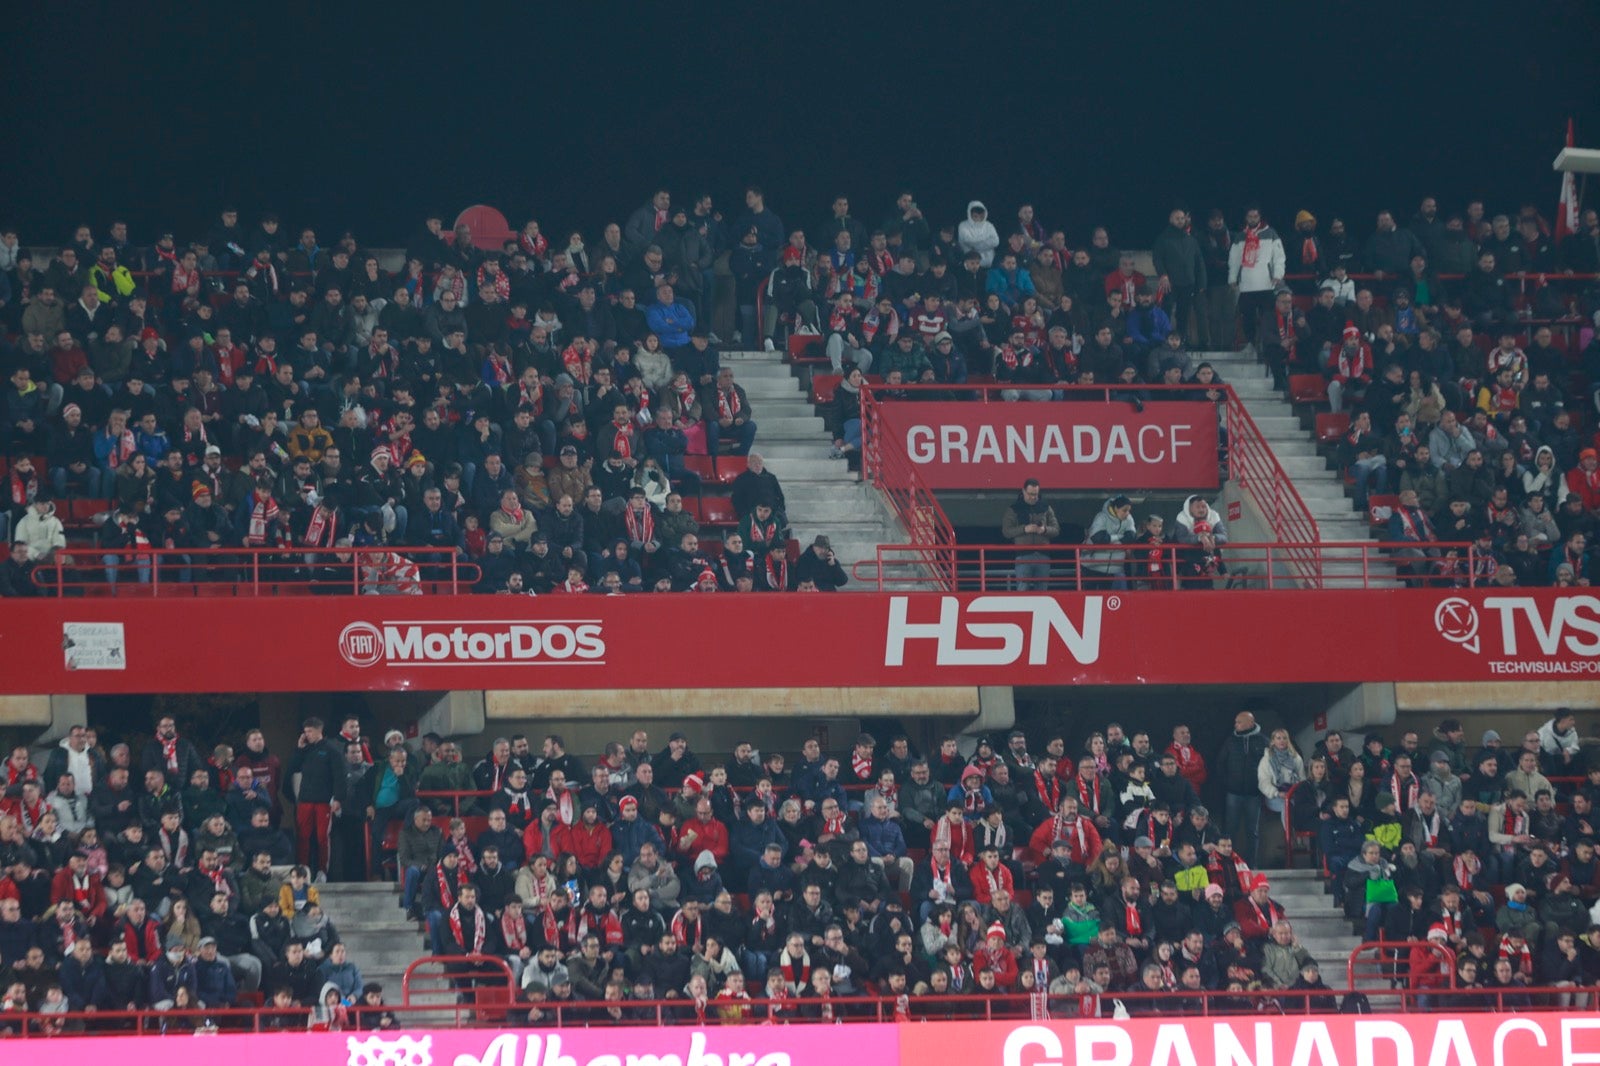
[287,716,346,880]
[1001,478,1059,590]
[1214,711,1269,866]
[1227,207,1285,348]
[1151,209,1206,345]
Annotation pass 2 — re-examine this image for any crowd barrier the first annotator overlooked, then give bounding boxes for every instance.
[31,545,479,597]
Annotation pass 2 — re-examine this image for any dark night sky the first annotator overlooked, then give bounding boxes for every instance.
[7,3,1598,250]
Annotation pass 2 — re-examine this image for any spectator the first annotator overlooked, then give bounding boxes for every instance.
[1227,207,1285,343]
[1001,478,1059,591]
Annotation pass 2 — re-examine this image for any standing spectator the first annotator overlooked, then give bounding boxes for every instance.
[287,717,347,880]
[1001,478,1059,591]
[1226,206,1285,346]
[1215,712,1269,866]
[1151,208,1206,344]
[958,202,999,268]
[1199,210,1236,349]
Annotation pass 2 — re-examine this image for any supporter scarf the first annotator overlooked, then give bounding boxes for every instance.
[161,736,180,773]
[9,470,35,508]
[245,494,279,547]
[624,505,653,545]
[815,991,834,1022]
[71,873,92,909]
[962,785,985,815]
[171,264,198,293]
[746,516,778,548]
[1498,935,1531,976]
[1389,773,1420,814]
[434,864,456,909]
[477,266,511,301]
[453,837,477,877]
[1416,810,1441,848]
[501,787,530,819]
[1241,225,1262,269]
[1502,806,1527,838]
[981,865,1006,898]
[1209,851,1252,894]
[1077,774,1103,815]
[487,354,512,386]
[520,231,550,259]
[1052,815,1088,862]
[672,380,697,414]
[1028,990,1051,1021]
[876,779,898,807]
[1032,957,1051,989]
[1033,771,1061,812]
[1453,856,1477,895]
[449,903,485,954]
[562,577,589,594]
[948,965,965,992]
[205,864,230,898]
[851,752,873,781]
[14,799,43,833]
[1247,897,1283,930]
[1395,507,1435,542]
[500,500,525,527]
[1438,910,1460,942]
[928,857,952,898]
[1274,311,1296,349]
[823,814,848,836]
[762,554,787,593]
[1300,236,1319,269]
[104,428,137,469]
[670,910,701,947]
[540,903,561,949]
[895,993,913,1022]
[501,906,526,951]
[1336,343,1370,380]
[160,826,190,868]
[1124,901,1143,936]
[4,763,37,789]
[573,906,623,947]
[780,949,809,991]
[303,506,337,548]
[717,387,742,421]
[58,914,79,953]
[546,787,575,826]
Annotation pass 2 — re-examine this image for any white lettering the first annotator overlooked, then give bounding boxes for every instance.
[1105,425,1134,464]
[1494,1019,1546,1066]
[1074,1024,1132,1066]
[1004,1025,1064,1066]
[907,425,936,463]
[884,596,1105,667]
[973,424,1003,463]
[1040,424,1069,463]
[1355,1020,1413,1066]
[1485,596,1600,657]
[1150,1024,1201,1066]
[1213,1022,1274,1066]
[1424,1020,1476,1066]
[1288,1023,1339,1066]
[1073,425,1102,463]
[939,424,968,463]
[1558,1018,1600,1066]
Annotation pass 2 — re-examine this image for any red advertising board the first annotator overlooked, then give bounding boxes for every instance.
[1,588,1595,694]
[874,400,1219,490]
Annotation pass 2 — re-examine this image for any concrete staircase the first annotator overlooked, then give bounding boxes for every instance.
[317,880,425,1002]
[1195,347,1400,586]
[720,349,904,583]
[1270,867,1365,984]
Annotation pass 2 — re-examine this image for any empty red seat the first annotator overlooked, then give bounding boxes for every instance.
[1367,493,1401,526]
[687,497,737,527]
[1289,374,1329,405]
[810,373,842,405]
[711,455,747,484]
[1315,412,1350,444]
[786,335,824,363]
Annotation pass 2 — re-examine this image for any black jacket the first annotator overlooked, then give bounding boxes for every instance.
[287,737,347,804]
[1214,726,1267,797]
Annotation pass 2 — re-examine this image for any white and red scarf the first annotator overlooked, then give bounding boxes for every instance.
[449,903,486,954]
[717,387,742,421]
[245,493,279,547]
[1240,225,1263,269]
[303,506,337,548]
[624,505,653,545]
[850,751,873,781]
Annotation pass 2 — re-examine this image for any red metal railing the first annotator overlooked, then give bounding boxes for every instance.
[6,983,1596,1035]
[34,545,479,596]
[858,382,1323,589]
[859,385,958,589]
[858,541,1482,591]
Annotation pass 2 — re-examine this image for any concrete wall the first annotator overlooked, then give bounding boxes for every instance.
[485,686,980,721]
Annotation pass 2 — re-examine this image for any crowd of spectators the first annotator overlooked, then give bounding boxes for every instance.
[9,708,1600,1028]
[0,717,400,1032]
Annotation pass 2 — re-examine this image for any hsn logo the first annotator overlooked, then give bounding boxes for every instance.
[884,596,1104,667]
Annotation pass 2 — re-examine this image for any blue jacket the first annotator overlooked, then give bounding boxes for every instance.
[611,817,665,867]
[195,956,238,1007]
[860,814,908,859]
[985,266,1035,304]
[1318,815,1364,862]
[318,958,363,1001]
[1126,306,1173,347]
[730,816,786,871]
[645,302,695,347]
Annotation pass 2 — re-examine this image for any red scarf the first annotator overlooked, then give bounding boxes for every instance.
[1033,771,1061,812]
[1247,896,1283,930]
[717,387,742,421]
[487,355,512,386]
[850,752,873,781]
[610,422,634,460]
[500,500,525,526]
[1051,814,1089,862]
[1241,225,1262,269]
[562,345,591,385]
[171,264,198,293]
[1498,935,1532,976]
[1452,854,1478,893]
[3,762,36,789]
[1395,507,1435,542]
[204,864,230,898]
[1208,851,1252,894]
[434,863,457,909]
[161,735,180,773]
[449,903,486,954]
[245,493,279,547]
[1502,806,1527,838]
[762,554,787,592]
[670,909,702,947]
[453,837,477,877]
[1275,311,1296,350]
[624,505,653,545]
[928,857,953,897]
[823,813,848,836]
[1123,901,1143,936]
[546,787,575,825]
[303,506,337,548]
[1389,773,1420,814]
[1077,774,1103,814]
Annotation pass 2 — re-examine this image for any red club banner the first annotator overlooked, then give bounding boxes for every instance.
[1,588,1594,694]
[874,400,1220,490]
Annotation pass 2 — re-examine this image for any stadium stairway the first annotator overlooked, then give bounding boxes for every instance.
[1269,866,1367,987]
[316,880,426,1003]
[721,348,905,581]
[1197,348,1401,587]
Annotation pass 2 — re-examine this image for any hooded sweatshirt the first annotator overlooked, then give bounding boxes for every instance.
[958,202,1000,268]
[1083,498,1136,575]
[1173,495,1229,545]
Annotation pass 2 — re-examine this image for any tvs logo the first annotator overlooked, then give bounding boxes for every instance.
[1434,597,1481,653]
[884,595,1105,667]
[337,620,605,669]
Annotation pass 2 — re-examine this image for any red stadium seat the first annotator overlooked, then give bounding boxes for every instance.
[811,373,842,406]
[1315,412,1350,444]
[711,455,747,485]
[1289,374,1329,405]
[687,497,737,528]
[1367,494,1401,526]
[786,334,825,363]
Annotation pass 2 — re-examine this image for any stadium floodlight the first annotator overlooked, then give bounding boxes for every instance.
[1553,146,1600,174]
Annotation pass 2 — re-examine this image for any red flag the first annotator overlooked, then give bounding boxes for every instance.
[1556,118,1579,243]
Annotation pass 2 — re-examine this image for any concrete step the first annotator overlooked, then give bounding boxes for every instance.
[746,415,825,433]
[1259,438,1320,458]
[1227,379,1279,397]
[1250,416,1303,434]
[765,458,853,479]
[754,443,837,459]
[1277,456,1330,477]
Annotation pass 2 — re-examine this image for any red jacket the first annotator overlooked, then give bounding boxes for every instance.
[969,861,1015,907]
[1567,465,1600,512]
[49,868,106,922]
[973,945,1019,989]
[1028,814,1102,866]
[116,916,162,963]
[1233,895,1285,941]
[551,821,613,870]
[1165,743,1207,792]
[674,815,729,864]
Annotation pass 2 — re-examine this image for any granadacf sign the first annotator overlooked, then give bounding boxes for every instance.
[0,588,1593,694]
[875,400,1220,490]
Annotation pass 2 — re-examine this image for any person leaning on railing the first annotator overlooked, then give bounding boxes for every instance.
[1000,478,1059,591]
